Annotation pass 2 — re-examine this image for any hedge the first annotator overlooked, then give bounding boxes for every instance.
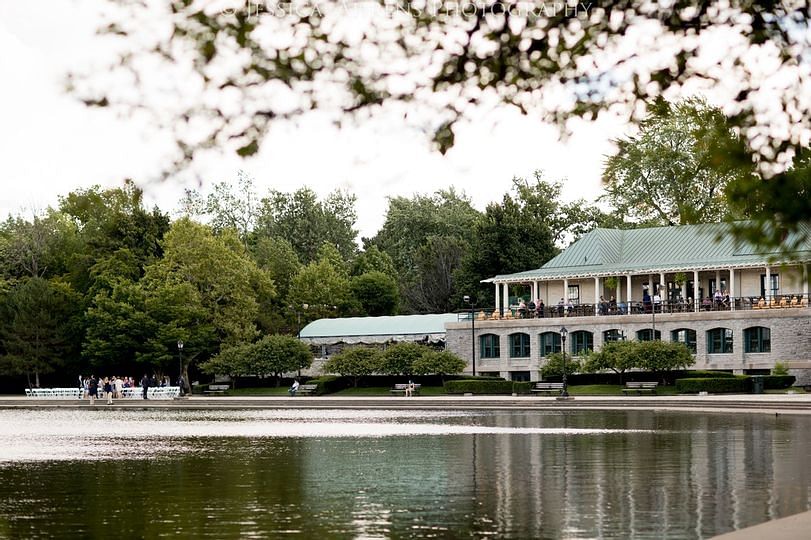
[681,370,737,379]
[444,380,532,395]
[304,376,348,395]
[762,375,796,389]
[675,376,751,394]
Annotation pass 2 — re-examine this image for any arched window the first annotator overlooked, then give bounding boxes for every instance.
[603,329,623,343]
[636,329,661,341]
[539,332,561,357]
[509,333,531,358]
[570,331,593,356]
[707,328,733,354]
[479,334,500,358]
[744,327,771,353]
[671,329,697,354]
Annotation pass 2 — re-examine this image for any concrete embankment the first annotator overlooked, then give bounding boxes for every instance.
[2,394,811,414]
[710,510,811,539]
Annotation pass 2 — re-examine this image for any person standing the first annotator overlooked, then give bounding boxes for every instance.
[141,374,150,400]
[104,377,113,405]
[87,376,98,405]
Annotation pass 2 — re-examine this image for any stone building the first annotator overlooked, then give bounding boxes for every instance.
[445,223,811,384]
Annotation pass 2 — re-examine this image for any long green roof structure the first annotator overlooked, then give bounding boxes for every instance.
[487,222,811,282]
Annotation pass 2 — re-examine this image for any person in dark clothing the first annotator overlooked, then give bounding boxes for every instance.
[88,376,98,405]
[141,374,150,400]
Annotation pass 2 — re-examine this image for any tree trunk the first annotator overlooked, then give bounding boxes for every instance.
[35,370,40,388]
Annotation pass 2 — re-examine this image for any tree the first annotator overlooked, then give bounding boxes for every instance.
[256,188,357,264]
[200,343,252,382]
[635,341,695,380]
[351,272,399,317]
[288,245,353,316]
[323,347,382,388]
[380,342,425,376]
[81,2,808,174]
[584,341,640,384]
[0,277,82,387]
[0,211,77,280]
[244,335,312,385]
[540,353,581,380]
[412,350,467,382]
[252,236,301,301]
[180,170,260,244]
[351,246,396,279]
[603,98,752,226]
[402,235,468,314]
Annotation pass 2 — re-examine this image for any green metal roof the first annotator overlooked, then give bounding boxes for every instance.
[299,313,460,341]
[490,222,811,282]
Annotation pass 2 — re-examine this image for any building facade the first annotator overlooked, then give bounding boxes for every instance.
[445,223,811,384]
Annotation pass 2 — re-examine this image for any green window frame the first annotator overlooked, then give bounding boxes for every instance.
[636,329,661,341]
[744,327,771,353]
[707,328,733,354]
[509,333,531,358]
[480,334,500,359]
[538,332,561,357]
[603,329,623,343]
[671,329,697,354]
[570,331,593,356]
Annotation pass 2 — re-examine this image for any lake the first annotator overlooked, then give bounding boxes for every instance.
[0,408,809,538]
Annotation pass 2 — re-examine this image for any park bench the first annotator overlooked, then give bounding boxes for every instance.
[531,382,564,395]
[295,384,318,396]
[205,384,230,395]
[622,381,658,395]
[390,383,421,396]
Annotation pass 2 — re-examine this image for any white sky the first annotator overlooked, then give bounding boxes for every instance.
[0,1,629,239]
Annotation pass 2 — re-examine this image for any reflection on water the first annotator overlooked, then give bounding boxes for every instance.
[0,409,809,539]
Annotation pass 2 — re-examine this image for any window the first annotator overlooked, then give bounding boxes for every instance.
[744,327,771,353]
[538,332,561,357]
[570,331,593,356]
[671,329,697,353]
[636,329,661,341]
[709,278,727,296]
[707,328,733,354]
[603,329,623,343]
[567,285,580,304]
[760,274,780,298]
[480,334,500,358]
[509,333,531,358]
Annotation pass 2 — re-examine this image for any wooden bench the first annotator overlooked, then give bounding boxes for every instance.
[390,383,421,396]
[205,384,230,395]
[622,382,658,394]
[531,382,564,395]
[295,384,318,396]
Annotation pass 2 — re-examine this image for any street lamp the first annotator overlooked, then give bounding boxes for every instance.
[559,326,569,398]
[463,295,476,377]
[177,340,184,392]
[291,303,310,340]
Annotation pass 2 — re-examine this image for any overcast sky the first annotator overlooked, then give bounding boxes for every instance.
[0,1,631,239]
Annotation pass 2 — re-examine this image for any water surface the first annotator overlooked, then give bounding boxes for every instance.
[0,408,809,538]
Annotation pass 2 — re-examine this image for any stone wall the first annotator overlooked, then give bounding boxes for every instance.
[446,309,811,382]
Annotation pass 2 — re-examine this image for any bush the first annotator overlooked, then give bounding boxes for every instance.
[304,376,348,395]
[676,376,751,394]
[444,379,531,395]
[681,370,738,379]
[772,362,790,376]
[762,375,796,389]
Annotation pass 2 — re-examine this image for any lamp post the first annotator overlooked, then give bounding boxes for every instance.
[291,303,310,340]
[463,295,476,377]
[560,326,569,398]
[177,340,184,392]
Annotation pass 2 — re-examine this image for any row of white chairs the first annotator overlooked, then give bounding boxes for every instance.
[24,387,180,400]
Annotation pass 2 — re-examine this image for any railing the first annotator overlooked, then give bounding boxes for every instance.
[25,387,181,400]
[461,294,809,321]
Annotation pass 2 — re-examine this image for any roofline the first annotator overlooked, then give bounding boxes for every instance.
[485,260,811,284]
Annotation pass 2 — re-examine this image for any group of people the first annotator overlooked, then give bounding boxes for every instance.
[79,374,179,404]
[516,299,547,318]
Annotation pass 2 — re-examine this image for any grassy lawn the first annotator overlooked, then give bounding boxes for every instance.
[331,386,448,397]
[209,386,290,396]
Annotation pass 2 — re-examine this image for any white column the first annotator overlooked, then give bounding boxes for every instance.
[594,277,600,308]
[495,283,500,314]
[729,268,735,311]
[693,270,699,311]
[532,281,538,302]
[765,267,771,301]
[681,280,687,302]
[804,265,809,297]
[648,274,653,293]
[715,270,721,294]
[502,282,509,313]
[626,274,632,314]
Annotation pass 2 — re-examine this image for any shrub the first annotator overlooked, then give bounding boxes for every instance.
[412,350,467,381]
[762,375,796,389]
[323,347,383,387]
[772,362,790,376]
[540,353,581,379]
[444,379,531,395]
[675,376,751,394]
[681,370,737,379]
[305,375,347,395]
[380,342,425,375]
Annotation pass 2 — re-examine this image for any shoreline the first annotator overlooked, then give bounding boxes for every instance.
[2,394,811,415]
